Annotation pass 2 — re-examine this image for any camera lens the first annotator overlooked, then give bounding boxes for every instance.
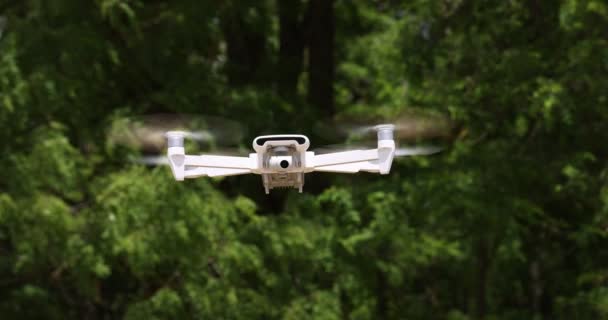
[280,160,289,168]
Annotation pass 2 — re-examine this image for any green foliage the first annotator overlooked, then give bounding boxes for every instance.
[0,0,606,319]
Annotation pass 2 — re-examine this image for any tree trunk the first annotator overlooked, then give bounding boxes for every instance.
[475,237,488,320]
[221,4,268,86]
[307,0,335,117]
[525,230,547,318]
[375,265,388,318]
[277,0,307,99]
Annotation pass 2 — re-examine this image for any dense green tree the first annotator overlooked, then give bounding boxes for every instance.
[0,0,607,319]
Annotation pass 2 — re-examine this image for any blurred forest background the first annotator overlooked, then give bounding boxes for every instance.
[1,0,608,319]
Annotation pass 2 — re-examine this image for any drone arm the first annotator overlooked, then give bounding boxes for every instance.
[183,167,252,178]
[310,139,395,174]
[184,154,255,178]
[312,149,379,167]
[184,154,253,168]
[168,146,255,180]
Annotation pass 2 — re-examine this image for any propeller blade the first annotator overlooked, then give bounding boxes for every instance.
[108,113,245,152]
[314,111,454,143]
[394,146,443,157]
[135,155,170,166]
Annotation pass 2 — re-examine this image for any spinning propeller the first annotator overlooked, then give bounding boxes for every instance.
[313,111,452,158]
[107,113,246,165]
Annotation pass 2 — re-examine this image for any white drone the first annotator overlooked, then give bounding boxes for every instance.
[164,125,437,194]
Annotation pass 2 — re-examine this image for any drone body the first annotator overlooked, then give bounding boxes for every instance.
[166,125,396,194]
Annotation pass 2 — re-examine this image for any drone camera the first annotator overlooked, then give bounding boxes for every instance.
[280,160,289,168]
[269,156,292,170]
